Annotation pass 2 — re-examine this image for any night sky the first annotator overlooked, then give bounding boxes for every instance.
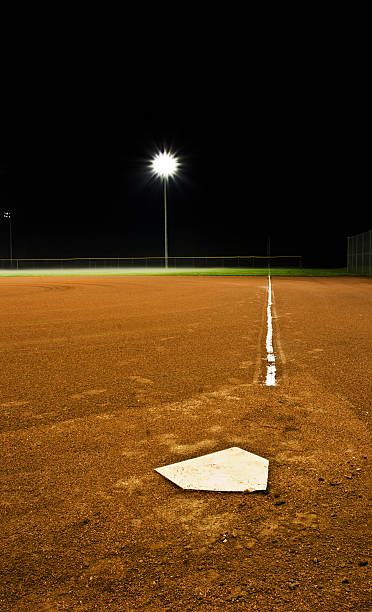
[0,22,370,268]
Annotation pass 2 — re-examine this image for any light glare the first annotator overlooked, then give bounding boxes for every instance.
[151,151,179,179]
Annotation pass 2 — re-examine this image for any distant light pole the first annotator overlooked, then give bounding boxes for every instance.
[3,211,13,265]
[151,150,179,269]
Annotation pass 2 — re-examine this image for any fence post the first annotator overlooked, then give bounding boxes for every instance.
[354,235,357,274]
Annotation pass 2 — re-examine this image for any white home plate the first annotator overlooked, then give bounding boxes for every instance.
[155,447,269,492]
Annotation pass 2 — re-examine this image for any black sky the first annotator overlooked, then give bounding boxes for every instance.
[0,17,370,267]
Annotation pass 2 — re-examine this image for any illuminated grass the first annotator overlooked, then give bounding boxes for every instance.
[0,267,350,277]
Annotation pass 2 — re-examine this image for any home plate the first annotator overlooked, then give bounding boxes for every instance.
[154,447,269,492]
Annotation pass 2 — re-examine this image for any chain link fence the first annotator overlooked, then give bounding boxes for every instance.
[347,231,372,276]
[0,255,303,272]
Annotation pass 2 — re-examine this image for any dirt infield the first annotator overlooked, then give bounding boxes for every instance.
[1,276,371,611]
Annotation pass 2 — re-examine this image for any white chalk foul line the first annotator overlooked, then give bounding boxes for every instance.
[265,275,276,386]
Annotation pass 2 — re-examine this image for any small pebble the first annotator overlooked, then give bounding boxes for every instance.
[288,581,300,590]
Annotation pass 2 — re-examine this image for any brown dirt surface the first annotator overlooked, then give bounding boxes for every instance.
[0,275,371,611]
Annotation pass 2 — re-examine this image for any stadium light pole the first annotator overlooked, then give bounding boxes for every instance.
[151,151,179,269]
[3,211,13,265]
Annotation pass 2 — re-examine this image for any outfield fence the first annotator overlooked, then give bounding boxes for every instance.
[347,231,372,276]
[0,255,303,271]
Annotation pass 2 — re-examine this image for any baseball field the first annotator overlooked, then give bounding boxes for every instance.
[1,274,371,611]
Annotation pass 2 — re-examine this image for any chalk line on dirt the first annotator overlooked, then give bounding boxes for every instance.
[265,275,276,386]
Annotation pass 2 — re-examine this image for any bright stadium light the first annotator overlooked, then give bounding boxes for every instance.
[151,151,179,179]
[151,150,180,268]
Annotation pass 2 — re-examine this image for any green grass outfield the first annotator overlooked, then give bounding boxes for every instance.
[0,267,351,277]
